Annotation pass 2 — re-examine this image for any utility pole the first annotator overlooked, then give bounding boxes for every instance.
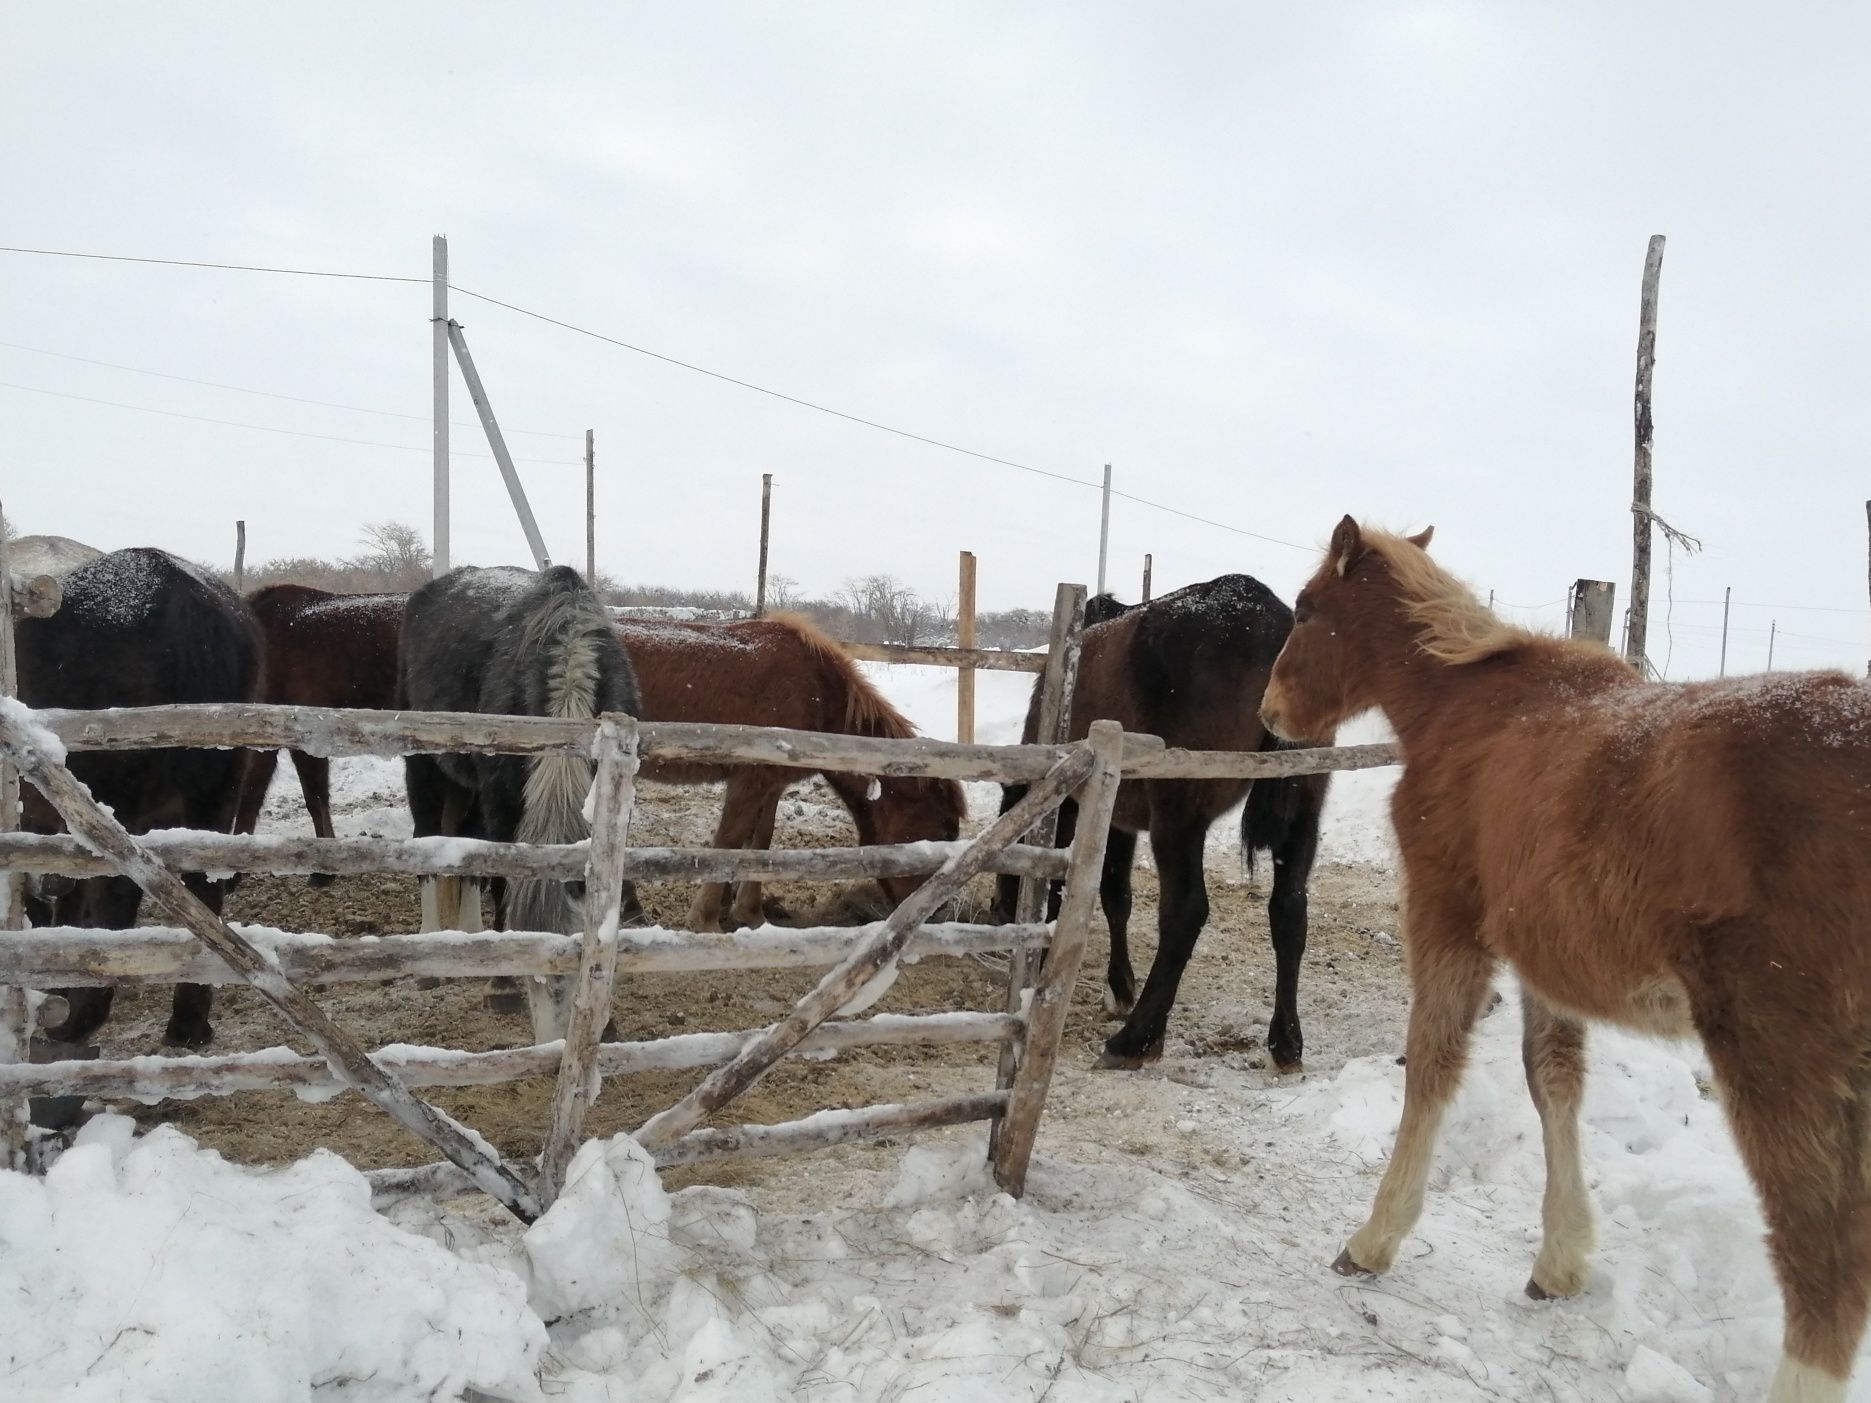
[1719,586,1730,677]
[1626,234,1666,669]
[1768,619,1777,672]
[1095,463,1112,596]
[431,235,450,577]
[585,430,596,585]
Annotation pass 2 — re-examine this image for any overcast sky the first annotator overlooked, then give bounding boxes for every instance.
[4,3,1867,677]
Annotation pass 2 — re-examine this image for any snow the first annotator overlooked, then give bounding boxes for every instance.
[0,695,68,764]
[0,1115,542,1402]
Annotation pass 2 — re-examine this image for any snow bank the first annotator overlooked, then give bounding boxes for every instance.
[0,1116,542,1403]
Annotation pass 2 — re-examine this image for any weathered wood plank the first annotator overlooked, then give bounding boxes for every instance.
[633,743,1095,1150]
[0,921,1055,987]
[1120,740,1402,781]
[30,703,1167,783]
[0,707,543,1222]
[541,719,637,1202]
[0,831,1072,884]
[838,640,1047,674]
[0,1012,1023,1101]
[0,517,31,1170]
[652,1091,1008,1167]
[994,719,1127,1194]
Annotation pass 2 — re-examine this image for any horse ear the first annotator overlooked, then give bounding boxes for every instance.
[1407,526,1435,551]
[1328,515,1367,577]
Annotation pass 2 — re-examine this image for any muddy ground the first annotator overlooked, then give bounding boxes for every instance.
[80,778,1406,1193]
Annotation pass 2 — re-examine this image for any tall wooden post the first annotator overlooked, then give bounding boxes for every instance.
[1627,234,1666,669]
[1768,620,1777,672]
[585,430,596,585]
[447,322,551,570]
[233,520,246,593]
[1141,553,1153,603]
[956,551,978,743]
[431,235,450,578]
[1568,580,1615,644]
[0,508,33,1170]
[755,473,773,616]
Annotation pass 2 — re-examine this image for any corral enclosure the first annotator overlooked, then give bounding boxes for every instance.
[0,650,1830,1401]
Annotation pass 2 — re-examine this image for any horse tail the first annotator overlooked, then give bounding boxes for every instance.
[508,569,631,933]
[1241,736,1327,881]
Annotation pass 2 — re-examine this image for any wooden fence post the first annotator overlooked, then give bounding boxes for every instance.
[1567,580,1615,644]
[755,473,773,616]
[993,719,1125,1194]
[992,582,1086,1142]
[1627,234,1666,669]
[0,513,33,1171]
[956,551,977,743]
[233,520,246,593]
[1141,553,1152,603]
[539,716,638,1203]
[0,709,543,1221]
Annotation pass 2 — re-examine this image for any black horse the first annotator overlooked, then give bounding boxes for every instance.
[996,574,1328,1071]
[396,565,639,1041]
[16,547,263,1048]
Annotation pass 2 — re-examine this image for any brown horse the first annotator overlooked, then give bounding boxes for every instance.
[616,614,965,931]
[1262,516,1871,1403]
[233,585,404,875]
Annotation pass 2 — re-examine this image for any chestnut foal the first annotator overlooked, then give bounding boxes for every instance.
[1263,516,1871,1403]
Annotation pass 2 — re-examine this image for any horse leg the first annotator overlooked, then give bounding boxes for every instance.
[288,750,338,888]
[1337,910,1494,1277]
[1520,989,1593,1298]
[161,871,223,1048]
[405,755,457,934]
[689,772,759,932]
[232,747,278,837]
[729,777,788,929]
[1048,798,1077,923]
[992,783,1028,923]
[1265,813,1321,1073]
[1101,813,1209,1068]
[1101,828,1138,1016]
[1689,986,1871,1402]
[43,877,143,1044]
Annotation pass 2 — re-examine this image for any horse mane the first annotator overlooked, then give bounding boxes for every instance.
[1361,528,1535,664]
[769,613,917,740]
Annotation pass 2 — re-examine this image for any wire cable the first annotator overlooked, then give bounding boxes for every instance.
[0,243,425,285]
[0,338,580,440]
[0,379,573,466]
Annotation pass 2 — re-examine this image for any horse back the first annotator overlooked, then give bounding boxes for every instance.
[1407,664,1871,1021]
[249,583,405,710]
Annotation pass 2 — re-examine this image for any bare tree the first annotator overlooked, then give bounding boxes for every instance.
[343,521,432,591]
[765,573,803,611]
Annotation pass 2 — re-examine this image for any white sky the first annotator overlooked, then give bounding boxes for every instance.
[3,3,1867,678]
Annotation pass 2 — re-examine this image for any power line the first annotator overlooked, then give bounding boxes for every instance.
[0,379,573,466]
[0,338,580,440]
[0,243,425,285]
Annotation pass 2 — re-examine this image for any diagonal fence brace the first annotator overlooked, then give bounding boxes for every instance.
[633,740,1097,1151]
[0,705,543,1222]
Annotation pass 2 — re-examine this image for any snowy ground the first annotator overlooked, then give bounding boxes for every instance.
[2,663,1838,1401]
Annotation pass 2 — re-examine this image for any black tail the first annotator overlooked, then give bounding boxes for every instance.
[1242,738,1328,880]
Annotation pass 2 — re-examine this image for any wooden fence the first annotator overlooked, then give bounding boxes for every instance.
[0,691,1397,1216]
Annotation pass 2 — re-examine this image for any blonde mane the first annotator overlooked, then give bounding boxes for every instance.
[1361,529,1534,664]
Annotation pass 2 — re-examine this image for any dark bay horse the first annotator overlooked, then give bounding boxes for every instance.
[996,575,1328,1071]
[616,615,965,931]
[15,547,263,1048]
[1262,516,1871,1402]
[234,584,404,874]
[398,565,639,1041]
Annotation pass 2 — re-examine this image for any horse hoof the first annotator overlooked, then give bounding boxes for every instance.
[1272,1057,1306,1075]
[1332,1249,1376,1279]
[1101,988,1135,1019]
[1524,1278,1553,1301]
[162,1020,215,1050]
[1097,1050,1148,1070]
[482,991,526,1016]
